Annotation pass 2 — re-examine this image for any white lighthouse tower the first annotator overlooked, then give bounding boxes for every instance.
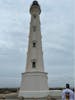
[19,1,49,98]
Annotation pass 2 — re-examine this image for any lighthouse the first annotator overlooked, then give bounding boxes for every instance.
[19,1,49,98]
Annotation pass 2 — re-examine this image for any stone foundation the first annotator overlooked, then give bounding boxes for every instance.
[19,72,49,98]
[18,95,61,100]
[18,90,61,100]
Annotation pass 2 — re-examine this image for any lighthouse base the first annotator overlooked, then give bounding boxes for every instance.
[19,72,49,98]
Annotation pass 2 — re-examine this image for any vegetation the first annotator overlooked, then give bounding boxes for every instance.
[0,88,19,94]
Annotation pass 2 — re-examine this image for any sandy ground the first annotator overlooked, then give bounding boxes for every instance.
[0,91,62,100]
[0,92,18,99]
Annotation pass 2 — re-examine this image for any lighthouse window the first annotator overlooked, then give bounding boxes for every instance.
[33,15,36,18]
[32,41,37,47]
[33,42,36,47]
[33,26,36,32]
[32,62,36,68]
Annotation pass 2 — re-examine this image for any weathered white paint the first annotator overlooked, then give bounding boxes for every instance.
[19,1,49,98]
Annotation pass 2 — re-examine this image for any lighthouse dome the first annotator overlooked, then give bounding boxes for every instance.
[30,0,41,15]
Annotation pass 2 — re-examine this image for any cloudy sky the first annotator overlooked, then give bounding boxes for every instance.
[0,0,74,88]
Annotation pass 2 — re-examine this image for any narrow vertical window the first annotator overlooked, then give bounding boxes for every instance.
[33,42,36,47]
[32,62,36,68]
[33,15,36,18]
[32,41,37,47]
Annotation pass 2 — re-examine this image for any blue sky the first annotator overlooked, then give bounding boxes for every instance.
[0,0,74,88]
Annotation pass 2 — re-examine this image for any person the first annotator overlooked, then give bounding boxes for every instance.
[62,83,74,100]
[73,89,75,100]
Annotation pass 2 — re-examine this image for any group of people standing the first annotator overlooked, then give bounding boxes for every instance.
[62,84,74,100]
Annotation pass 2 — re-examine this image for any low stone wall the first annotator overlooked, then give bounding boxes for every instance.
[18,96,61,100]
[18,97,61,100]
[19,98,47,100]
[18,90,62,100]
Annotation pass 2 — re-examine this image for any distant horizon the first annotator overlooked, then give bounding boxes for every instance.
[0,77,74,88]
[0,86,74,89]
